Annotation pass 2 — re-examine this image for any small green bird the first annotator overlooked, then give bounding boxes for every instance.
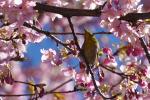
[79,29,99,73]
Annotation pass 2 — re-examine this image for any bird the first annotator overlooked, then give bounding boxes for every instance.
[79,29,99,73]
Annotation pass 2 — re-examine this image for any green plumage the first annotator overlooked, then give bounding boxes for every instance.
[80,29,99,66]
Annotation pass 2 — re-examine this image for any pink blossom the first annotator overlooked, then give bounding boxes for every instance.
[103,56,117,67]
[103,47,112,55]
[0,0,150,99]
[0,0,36,25]
[93,0,107,5]
[126,46,144,56]
[100,0,143,43]
[75,72,100,91]
[138,79,147,88]
[40,48,56,64]
[22,27,46,43]
[82,0,97,9]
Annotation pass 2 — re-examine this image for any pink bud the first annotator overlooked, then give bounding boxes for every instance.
[140,69,147,76]
[103,48,112,55]
[132,47,143,56]
[138,79,146,87]
[129,75,137,81]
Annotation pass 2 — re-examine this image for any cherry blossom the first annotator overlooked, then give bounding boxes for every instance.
[0,0,150,100]
[40,48,57,65]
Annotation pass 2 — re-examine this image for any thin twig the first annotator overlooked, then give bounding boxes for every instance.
[99,63,139,85]
[88,65,121,99]
[139,37,150,63]
[0,90,81,97]
[14,80,35,86]
[110,78,125,91]
[23,22,73,52]
[99,63,126,77]
[37,32,112,35]
[0,93,34,97]
[47,78,74,92]
[67,17,81,50]
[30,78,74,100]
[0,78,75,97]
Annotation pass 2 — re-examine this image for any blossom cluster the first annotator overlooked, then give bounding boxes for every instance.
[0,0,150,100]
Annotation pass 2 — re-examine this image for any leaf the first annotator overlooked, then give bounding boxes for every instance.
[54,93,65,100]
[27,80,35,94]
[118,49,127,59]
[60,48,69,59]
[99,84,110,93]
[114,45,128,56]
[145,19,150,24]
[116,95,124,100]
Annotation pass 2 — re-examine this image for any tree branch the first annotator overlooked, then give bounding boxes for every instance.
[14,80,35,86]
[109,78,125,91]
[33,3,102,17]
[119,12,150,23]
[34,2,150,23]
[139,37,150,63]
[88,64,121,99]
[99,63,139,85]
[0,90,82,97]
[39,32,112,35]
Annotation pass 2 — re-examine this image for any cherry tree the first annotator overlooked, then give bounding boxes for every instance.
[0,0,150,100]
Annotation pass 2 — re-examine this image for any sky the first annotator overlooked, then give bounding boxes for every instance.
[22,23,121,68]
